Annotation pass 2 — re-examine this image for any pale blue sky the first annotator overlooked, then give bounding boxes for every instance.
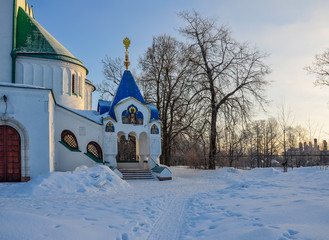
[27,0,329,136]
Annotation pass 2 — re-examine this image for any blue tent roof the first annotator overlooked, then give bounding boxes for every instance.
[108,70,146,120]
[147,103,159,122]
[97,99,112,115]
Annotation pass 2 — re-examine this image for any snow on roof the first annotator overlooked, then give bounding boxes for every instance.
[58,105,104,124]
[97,99,112,115]
[0,82,49,90]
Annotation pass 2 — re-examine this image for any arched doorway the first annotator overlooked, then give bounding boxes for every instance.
[0,125,21,182]
[116,133,137,162]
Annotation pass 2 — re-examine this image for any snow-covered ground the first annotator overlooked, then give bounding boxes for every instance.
[1,165,329,240]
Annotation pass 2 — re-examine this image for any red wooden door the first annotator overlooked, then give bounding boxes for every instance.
[0,125,21,182]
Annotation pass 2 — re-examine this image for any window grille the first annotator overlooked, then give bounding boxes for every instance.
[61,130,78,149]
[87,142,103,159]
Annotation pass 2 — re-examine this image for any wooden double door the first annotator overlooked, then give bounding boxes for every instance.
[0,125,21,182]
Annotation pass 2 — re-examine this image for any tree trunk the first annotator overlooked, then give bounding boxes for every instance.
[209,107,218,169]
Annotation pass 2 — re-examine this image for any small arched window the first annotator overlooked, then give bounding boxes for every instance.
[87,142,103,160]
[71,74,76,94]
[61,130,78,150]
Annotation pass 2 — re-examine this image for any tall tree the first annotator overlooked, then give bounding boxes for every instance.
[139,35,200,166]
[179,11,271,169]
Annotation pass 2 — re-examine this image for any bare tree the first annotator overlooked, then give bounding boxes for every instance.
[265,117,279,167]
[220,118,244,168]
[179,10,271,169]
[278,104,294,172]
[139,35,200,166]
[306,49,329,87]
[97,56,125,100]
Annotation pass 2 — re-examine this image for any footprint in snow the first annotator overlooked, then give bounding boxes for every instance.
[288,229,299,235]
[84,217,97,221]
[269,225,280,229]
[224,211,242,217]
[252,223,264,227]
[282,230,299,239]
[117,233,128,240]
[251,207,262,213]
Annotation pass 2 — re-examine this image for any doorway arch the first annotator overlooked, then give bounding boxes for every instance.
[0,118,29,181]
[0,125,21,181]
[116,132,137,162]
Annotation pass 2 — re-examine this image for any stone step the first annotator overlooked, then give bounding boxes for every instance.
[120,170,156,180]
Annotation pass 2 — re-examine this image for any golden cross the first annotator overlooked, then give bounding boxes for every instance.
[123,37,131,70]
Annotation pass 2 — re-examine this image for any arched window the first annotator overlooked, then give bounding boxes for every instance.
[61,130,79,150]
[71,74,76,94]
[87,142,103,160]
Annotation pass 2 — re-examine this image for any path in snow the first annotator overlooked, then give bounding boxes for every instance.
[1,166,329,240]
[146,192,187,240]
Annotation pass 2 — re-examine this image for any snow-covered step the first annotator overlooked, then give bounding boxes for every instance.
[120,170,156,180]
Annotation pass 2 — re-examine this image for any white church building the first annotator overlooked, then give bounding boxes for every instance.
[0,0,172,182]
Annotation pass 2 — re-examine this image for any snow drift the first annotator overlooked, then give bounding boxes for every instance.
[0,165,129,197]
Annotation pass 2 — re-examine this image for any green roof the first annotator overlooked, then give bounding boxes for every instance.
[15,7,87,72]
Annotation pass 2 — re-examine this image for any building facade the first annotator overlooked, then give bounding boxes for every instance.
[0,0,171,182]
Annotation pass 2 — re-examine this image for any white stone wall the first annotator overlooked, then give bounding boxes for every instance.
[0,85,53,178]
[84,82,94,110]
[149,121,161,153]
[0,0,13,83]
[149,121,162,166]
[16,56,87,110]
[54,106,103,171]
[48,94,56,172]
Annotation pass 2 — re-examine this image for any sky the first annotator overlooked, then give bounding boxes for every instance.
[27,0,329,137]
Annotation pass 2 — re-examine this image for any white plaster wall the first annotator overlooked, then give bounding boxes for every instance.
[16,56,87,110]
[16,0,29,16]
[0,0,13,83]
[84,83,94,110]
[54,106,103,171]
[0,86,52,178]
[149,121,162,155]
[103,130,118,155]
[139,132,149,155]
[48,95,56,172]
